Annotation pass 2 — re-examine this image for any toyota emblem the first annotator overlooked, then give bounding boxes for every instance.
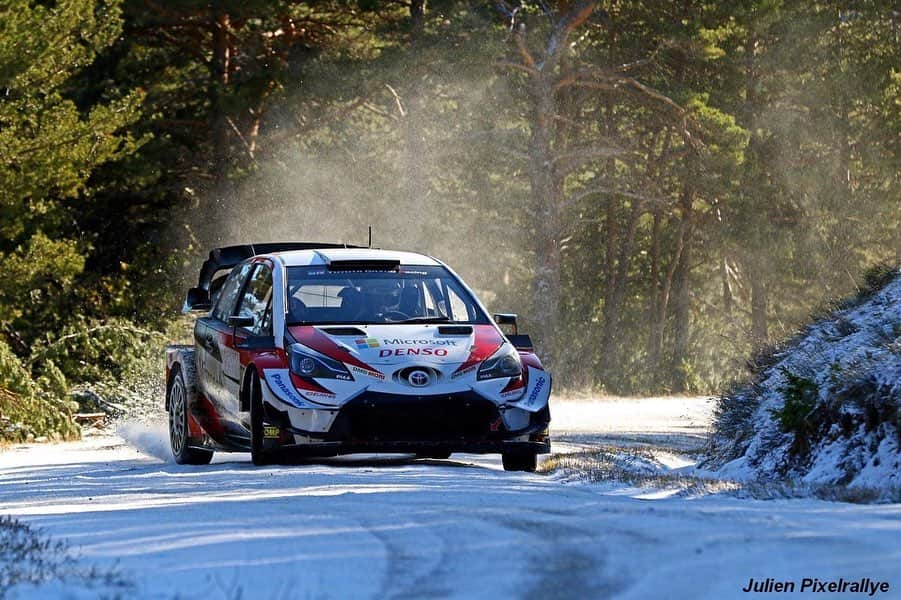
[408,370,430,387]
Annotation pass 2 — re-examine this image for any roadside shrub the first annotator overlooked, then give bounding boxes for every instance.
[0,515,131,598]
[28,317,164,386]
[860,262,898,298]
[706,382,763,465]
[773,370,818,433]
[770,369,819,455]
[0,341,78,442]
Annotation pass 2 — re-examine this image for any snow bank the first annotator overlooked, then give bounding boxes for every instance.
[704,270,901,495]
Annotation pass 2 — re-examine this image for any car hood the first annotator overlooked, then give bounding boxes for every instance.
[287,323,504,368]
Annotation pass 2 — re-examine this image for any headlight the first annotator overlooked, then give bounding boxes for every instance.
[477,344,522,380]
[288,344,353,381]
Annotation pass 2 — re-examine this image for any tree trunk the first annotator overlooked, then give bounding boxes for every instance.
[211,12,232,181]
[403,0,429,249]
[720,255,733,317]
[649,213,687,382]
[527,76,562,368]
[671,186,694,392]
[647,207,662,372]
[750,268,768,345]
[599,197,643,379]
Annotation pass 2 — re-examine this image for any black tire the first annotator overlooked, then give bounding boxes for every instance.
[416,451,452,460]
[249,372,272,466]
[168,367,213,465]
[502,452,537,472]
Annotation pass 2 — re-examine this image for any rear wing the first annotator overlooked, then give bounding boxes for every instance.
[183,242,362,312]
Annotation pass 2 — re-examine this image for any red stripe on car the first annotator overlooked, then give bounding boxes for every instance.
[288,326,379,373]
[453,325,504,374]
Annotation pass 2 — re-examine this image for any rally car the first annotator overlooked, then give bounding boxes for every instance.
[165,242,551,471]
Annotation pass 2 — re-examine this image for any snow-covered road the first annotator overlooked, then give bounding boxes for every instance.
[1,397,899,599]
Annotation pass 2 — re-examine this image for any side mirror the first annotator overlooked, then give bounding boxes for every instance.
[183,287,211,312]
[236,336,276,350]
[493,313,518,335]
[227,315,254,328]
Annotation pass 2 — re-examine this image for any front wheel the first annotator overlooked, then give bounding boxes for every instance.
[168,367,213,465]
[502,452,537,472]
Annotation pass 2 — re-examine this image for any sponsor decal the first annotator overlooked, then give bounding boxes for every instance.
[351,365,385,380]
[379,347,448,358]
[268,372,308,407]
[355,337,380,349]
[302,390,337,399]
[489,417,502,432]
[507,367,550,412]
[451,364,476,379]
[381,338,458,346]
[500,387,526,399]
[263,426,280,439]
[526,375,547,407]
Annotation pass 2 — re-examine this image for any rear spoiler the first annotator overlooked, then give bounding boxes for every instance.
[184,242,362,312]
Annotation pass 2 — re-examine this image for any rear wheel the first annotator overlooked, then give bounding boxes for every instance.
[168,368,213,465]
[249,372,272,466]
[502,451,537,472]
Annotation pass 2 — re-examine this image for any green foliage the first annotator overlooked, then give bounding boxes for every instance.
[0,340,79,442]
[860,263,899,299]
[31,318,164,386]
[772,369,819,451]
[0,0,143,241]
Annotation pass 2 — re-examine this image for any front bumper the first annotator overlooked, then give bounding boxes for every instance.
[262,389,551,456]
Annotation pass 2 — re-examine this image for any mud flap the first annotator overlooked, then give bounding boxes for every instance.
[507,367,551,413]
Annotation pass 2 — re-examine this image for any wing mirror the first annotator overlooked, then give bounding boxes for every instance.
[493,313,518,335]
[227,315,254,328]
[183,287,211,312]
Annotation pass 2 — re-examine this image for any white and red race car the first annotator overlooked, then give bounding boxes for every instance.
[166,243,551,471]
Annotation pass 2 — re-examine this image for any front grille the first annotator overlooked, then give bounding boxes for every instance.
[329,392,499,442]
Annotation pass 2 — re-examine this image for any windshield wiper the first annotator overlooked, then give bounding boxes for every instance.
[391,316,453,324]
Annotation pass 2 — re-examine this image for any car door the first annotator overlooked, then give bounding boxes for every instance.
[196,262,252,411]
[221,263,274,412]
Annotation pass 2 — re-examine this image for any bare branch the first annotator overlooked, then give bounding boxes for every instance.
[553,144,631,173]
[540,0,597,72]
[495,60,538,76]
[384,84,407,117]
[514,26,538,71]
[226,117,259,165]
[617,77,685,115]
[561,184,669,211]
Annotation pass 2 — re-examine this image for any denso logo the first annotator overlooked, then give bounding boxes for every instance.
[382,339,458,346]
[379,348,449,357]
[527,375,547,405]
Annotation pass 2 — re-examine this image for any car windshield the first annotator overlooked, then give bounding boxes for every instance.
[286,265,490,326]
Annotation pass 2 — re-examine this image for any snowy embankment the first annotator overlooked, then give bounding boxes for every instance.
[705,270,901,497]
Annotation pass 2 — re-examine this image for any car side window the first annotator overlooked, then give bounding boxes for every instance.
[236,264,273,335]
[212,263,252,322]
[446,286,472,321]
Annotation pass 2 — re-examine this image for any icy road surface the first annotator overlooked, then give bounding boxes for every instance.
[1,397,899,599]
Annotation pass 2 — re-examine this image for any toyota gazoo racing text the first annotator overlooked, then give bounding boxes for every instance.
[165,243,552,471]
